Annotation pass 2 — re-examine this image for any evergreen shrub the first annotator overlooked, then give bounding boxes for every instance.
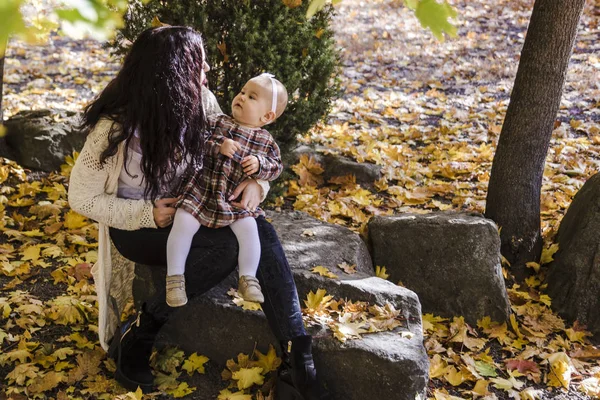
[115,0,341,157]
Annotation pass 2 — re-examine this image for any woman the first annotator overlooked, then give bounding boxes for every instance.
[68,26,327,399]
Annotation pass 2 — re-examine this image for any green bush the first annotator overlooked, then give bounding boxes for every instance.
[114,0,341,157]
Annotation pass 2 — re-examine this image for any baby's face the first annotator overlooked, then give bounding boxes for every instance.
[231,78,273,128]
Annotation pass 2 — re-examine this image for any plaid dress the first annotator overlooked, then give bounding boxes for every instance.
[177,114,283,228]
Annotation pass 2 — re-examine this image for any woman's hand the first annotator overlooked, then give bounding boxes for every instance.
[153,197,178,228]
[229,179,262,211]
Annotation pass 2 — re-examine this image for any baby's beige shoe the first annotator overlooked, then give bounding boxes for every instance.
[238,275,264,303]
[166,274,188,307]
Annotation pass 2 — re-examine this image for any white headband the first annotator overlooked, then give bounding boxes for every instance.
[259,73,278,114]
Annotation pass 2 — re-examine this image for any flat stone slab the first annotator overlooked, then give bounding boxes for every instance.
[266,210,373,277]
[368,212,511,325]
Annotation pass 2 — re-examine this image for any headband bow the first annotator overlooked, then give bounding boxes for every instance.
[259,73,278,114]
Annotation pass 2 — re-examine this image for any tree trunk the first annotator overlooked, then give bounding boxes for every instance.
[0,50,5,123]
[485,0,585,282]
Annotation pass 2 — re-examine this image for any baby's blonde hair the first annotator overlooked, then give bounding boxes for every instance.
[251,75,288,118]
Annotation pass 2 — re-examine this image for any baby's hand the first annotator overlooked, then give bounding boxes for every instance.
[220,139,241,158]
[242,156,260,175]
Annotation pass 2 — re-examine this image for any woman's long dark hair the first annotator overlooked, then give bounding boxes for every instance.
[81,26,207,200]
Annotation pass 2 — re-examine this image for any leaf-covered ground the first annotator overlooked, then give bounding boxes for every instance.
[2,0,600,399]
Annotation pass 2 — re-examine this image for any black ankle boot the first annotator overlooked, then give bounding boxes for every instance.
[277,335,330,400]
[107,309,162,393]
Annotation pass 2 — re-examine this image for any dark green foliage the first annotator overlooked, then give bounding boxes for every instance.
[115,0,341,155]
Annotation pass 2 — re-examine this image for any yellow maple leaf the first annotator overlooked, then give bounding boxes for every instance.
[520,388,543,400]
[472,379,490,396]
[21,244,42,262]
[8,197,35,207]
[564,327,589,343]
[113,387,144,400]
[227,288,262,310]
[254,344,281,372]
[525,261,540,273]
[77,351,102,374]
[0,164,8,184]
[432,388,465,400]
[311,266,338,279]
[53,347,75,360]
[304,289,333,311]
[510,314,523,339]
[21,229,45,237]
[429,354,448,378]
[6,363,39,385]
[331,313,368,342]
[4,348,32,363]
[17,302,44,315]
[42,245,64,258]
[232,367,264,390]
[47,296,86,325]
[81,375,114,394]
[0,297,12,319]
[168,382,196,398]
[291,154,324,187]
[182,353,209,375]
[444,366,468,386]
[375,265,389,279]
[540,243,559,265]
[60,151,79,177]
[547,352,572,388]
[154,371,180,390]
[490,370,524,392]
[28,371,64,394]
[422,313,448,333]
[218,389,252,400]
[63,210,90,230]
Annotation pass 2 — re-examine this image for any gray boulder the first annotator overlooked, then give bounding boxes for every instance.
[368,212,511,325]
[133,211,428,399]
[292,145,382,185]
[2,109,85,171]
[546,173,600,342]
[266,210,373,277]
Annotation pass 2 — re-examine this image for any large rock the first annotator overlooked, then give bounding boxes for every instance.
[546,173,600,342]
[266,210,373,277]
[368,212,511,325]
[292,145,382,185]
[2,109,85,171]
[133,211,428,399]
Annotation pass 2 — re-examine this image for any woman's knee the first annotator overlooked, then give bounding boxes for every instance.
[256,216,280,247]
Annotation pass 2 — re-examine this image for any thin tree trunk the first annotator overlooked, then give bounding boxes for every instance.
[485,0,585,282]
[0,49,5,123]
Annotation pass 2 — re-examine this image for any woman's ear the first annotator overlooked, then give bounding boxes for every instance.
[261,111,276,125]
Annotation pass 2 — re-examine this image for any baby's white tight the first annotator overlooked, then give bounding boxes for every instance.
[167,208,261,279]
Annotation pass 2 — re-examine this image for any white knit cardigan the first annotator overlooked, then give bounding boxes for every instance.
[68,88,268,350]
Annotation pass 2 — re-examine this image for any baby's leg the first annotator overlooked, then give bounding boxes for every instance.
[167,208,201,276]
[230,217,264,303]
[230,217,261,278]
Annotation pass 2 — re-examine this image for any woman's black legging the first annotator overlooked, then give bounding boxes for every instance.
[109,216,306,341]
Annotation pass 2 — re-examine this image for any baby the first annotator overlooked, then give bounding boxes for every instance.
[165,73,287,307]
